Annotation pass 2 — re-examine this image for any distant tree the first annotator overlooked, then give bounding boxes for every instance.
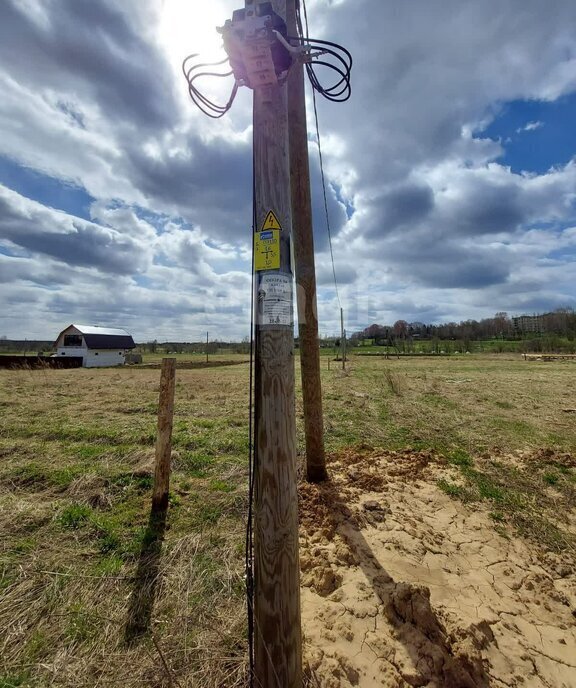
[393,320,409,339]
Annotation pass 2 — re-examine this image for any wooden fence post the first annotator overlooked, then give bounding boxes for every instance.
[152,358,176,512]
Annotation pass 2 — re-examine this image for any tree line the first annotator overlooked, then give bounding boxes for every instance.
[350,308,576,352]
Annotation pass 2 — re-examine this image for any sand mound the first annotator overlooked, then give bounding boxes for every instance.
[300,450,576,687]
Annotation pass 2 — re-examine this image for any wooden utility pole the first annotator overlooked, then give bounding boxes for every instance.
[251,1,302,684]
[286,0,327,483]
[206,331,209,364]
[152,358,176,512]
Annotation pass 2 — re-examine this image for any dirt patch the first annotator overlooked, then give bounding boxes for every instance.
[300,449,576,687]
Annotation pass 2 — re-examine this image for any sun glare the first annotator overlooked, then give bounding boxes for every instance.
[159,0,235,68]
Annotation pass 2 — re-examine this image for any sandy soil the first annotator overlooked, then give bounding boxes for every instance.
[299,450,576,688]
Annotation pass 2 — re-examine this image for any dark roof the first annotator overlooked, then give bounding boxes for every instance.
[55,324,135,350]
[83,333,135,349]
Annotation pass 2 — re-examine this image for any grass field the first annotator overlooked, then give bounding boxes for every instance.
[0,354,574,686]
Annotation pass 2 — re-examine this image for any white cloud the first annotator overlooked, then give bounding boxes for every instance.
[517,120,544,133]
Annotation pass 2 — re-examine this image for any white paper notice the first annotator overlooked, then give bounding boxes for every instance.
[258,273,293,326]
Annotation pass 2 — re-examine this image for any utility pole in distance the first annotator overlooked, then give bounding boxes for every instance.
[286,0,327,483]
[220,1,302,685]
[341,307,346,369]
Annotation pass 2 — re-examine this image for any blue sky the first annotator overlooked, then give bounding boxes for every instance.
[480,93,576,175]
[0,158,94,221]
[0,0,575,341]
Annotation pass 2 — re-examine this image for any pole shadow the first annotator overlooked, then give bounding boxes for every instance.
[124,501,168,644]
[303,476,492,688]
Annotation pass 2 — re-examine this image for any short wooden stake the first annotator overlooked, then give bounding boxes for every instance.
[152,358,176,512]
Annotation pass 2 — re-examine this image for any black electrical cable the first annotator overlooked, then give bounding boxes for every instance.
[245,136,258,688]
[294,0,352,102]
[182,54,238,118]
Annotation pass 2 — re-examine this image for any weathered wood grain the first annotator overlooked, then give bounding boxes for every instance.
[152,357,175,512]
[286,0,327,483]
[252,5,303,680]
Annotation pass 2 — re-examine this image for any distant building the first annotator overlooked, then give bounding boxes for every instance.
[512,315,544,334]
[53,324,135,368]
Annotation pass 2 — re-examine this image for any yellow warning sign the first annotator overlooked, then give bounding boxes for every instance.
[254,229,280,271]
[262,210,282,231]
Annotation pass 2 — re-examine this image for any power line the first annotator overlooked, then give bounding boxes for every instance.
[311,86,341,310]
[297,0,352,308]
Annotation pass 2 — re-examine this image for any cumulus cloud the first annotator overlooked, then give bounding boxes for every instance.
[0,185,152,274]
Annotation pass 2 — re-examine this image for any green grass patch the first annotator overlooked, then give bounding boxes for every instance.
[67,444,105,460]
[58,503,93,529]
[437,479,473,500]
[439,452,574,552]
[65,604,99,643]
[209,479,235,493]
[178,452,214,477]
[422,392,457,410]
[0,673,31,688]
[447,448,473,468]
[10,537,37,554]
[92,555,124,576]
[4,463,83,490]
[108,472,153,491]
[543,471,560,486]
[190,503,224,528]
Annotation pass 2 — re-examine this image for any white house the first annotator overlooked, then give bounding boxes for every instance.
[54,324,136,368]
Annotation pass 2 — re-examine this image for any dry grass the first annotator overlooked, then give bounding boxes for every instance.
[0,355,575,686]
